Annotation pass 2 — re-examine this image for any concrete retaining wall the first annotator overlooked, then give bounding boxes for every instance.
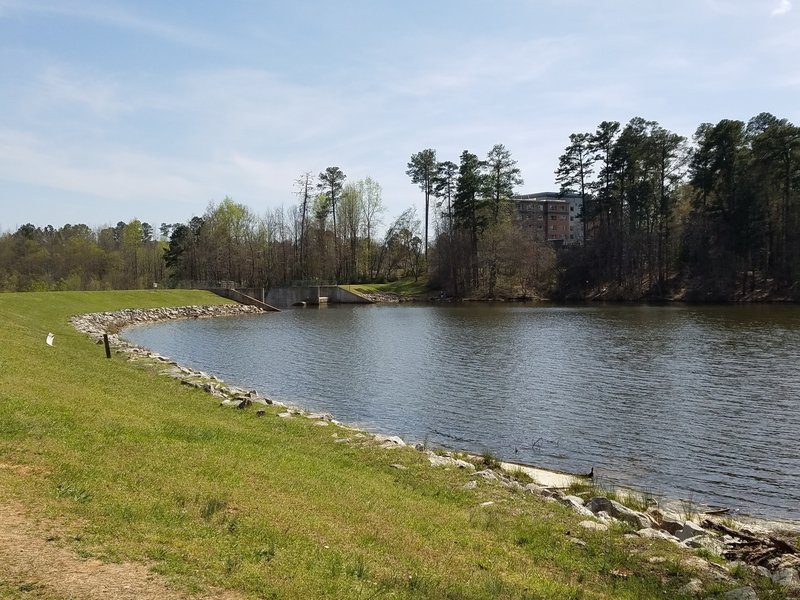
[266,286,373,308]
[211,288,281,311]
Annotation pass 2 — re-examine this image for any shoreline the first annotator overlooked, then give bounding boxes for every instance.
[70,303,800,535]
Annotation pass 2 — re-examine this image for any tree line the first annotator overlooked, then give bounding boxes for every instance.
[553,112,800,300]
[0,172,425,292]
[1,111,798,300]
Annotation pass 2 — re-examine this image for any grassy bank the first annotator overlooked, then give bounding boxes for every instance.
[0,291,753,599]
[351,279,430,298]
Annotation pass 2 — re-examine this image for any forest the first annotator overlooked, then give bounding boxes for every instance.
[1,112,798,301]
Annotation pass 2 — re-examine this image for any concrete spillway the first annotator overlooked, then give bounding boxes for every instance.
[266,285,373,308]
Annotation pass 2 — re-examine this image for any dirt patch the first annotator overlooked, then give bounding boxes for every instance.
[0,503,242,600]
[0,463,48,476]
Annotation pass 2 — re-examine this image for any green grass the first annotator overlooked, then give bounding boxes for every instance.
[350,278,430,297]
[0,290,739,599]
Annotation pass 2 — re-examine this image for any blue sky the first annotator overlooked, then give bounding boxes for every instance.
[1,0,798,232]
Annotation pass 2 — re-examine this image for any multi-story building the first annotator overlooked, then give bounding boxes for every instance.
[513,192,584,245]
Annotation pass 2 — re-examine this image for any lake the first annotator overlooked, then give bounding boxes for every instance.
[123,303,800,521]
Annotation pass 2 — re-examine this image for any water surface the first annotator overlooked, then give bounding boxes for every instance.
[124,303,800,520]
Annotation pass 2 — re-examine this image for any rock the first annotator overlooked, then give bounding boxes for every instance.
[427,453,474,469]
[414,443,425,451]
[473,469,497,481]
[676,521,706,541]
[679,578,704,596]
[306,412,332,421]
[681,555,733,582]
[540,488,563,500]
[723,587,757,600]
[479,501,494,507]
[559,495,596,518]
[752,565,771,578]
[562,494,585,506]
[374,434,406,447]
[648,556,666,564]
[277,412,292,418]
[313,421,329,426]
[647,509,685,535]
[578,520,608,531]
[428,454,453,467]
[771,568,799,589]
[637,528,678,541]
[334,438,351,443]
[595,511,614,524]
[585,497,651,530]
[569,537,587,547]
[684,534,725,556]
[501,480,524,492]
[462,480,478,490]
[523,482,544,495]
[256,410,266,417]
[389,464,407,470]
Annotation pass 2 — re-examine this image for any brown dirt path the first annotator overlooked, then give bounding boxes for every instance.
[0,502,243,600]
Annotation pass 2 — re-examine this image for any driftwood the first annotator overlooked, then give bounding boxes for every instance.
[702,519,800,568]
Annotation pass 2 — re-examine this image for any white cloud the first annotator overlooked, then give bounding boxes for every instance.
[772,0,792,15]
[0,0,217,48]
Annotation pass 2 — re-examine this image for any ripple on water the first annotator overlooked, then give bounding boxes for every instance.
[123,303,800,520]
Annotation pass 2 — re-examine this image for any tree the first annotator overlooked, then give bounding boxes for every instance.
[338,183,363,281]
[295,172,315,279]
[433,160,458,230]
[406,149,437,260]
[358,177,384,278]
[482,144,523,223]
[454,150,485,290]
[318,167,346,278]
[749,116,800,284]
[375,207,422,281]
[555,132,595,242]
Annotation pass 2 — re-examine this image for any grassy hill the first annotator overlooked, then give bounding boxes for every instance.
[0,290,743,599]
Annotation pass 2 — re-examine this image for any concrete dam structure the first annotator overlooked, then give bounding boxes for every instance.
[266,285,373,308]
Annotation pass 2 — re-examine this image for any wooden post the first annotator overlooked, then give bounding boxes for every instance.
[103,334,111,359]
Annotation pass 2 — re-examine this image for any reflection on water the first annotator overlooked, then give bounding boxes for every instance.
[124,303,800,520]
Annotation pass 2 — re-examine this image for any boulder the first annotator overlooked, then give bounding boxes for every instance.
[723,587,757,600]
[374,434,406,447]
[473,469,497,481]
[684,534,725,556]
[463,480,478,490]
[428,454,456,468]
[771,568,799,589]
[585,497,652,530]
[427,453,474,469]
[647,509,684,535]
[676,521,706,541]
[637,528,679,542]
[578,520,608,531]
[559,495,596,518]
[679,578,704,596]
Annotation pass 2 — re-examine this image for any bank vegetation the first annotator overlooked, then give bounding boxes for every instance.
[1,112,798,302]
